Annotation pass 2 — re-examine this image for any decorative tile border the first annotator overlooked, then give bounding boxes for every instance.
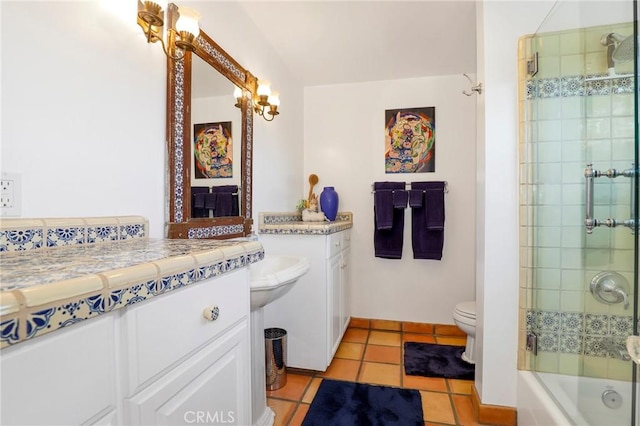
[526,74,634,100]
[258,212,353,235]
[0,216,148,252]
[527,309,634,358]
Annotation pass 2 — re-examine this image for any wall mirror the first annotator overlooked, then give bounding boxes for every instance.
[166,28,256,239]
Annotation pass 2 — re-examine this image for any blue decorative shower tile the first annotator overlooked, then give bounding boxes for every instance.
[561,76,585,97]
[560,312,584,333]
[612,76,634,94]
[558,333,582,354]
[537,311,560,332]
[609,315,633,336]
[584,336,608,357]
[537,332,559,352]
[526,309,538,330]
[585,314,609,335]
[525,80,536,100]
[585,76,611,96]
[537,78,561,98]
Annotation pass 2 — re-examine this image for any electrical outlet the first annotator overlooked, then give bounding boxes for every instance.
[0,172,21,217]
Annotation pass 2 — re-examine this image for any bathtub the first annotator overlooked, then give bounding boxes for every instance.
[518,370,635,426]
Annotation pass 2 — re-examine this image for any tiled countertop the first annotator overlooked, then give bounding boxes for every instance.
[258,212,353,235]
[0,216,263,348]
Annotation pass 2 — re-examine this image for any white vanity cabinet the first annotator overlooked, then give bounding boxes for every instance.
[0,316,118,426]
[261,229,351,371]
[123,269,251,426]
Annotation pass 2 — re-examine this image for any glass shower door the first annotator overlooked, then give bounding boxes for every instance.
[522,1,639,424]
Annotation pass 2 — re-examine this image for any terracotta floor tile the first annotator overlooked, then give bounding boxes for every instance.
[289,403,310,426]
[435,324,466,337]
[371,319,402,331]
[403,322,434,334]
[420,391,456,424]
[335,342,364,360]
[319,358,360,382]
[363,344,401,364]
[368,330,401,347]
[302,378,323,404]
[342,327,369,344]
[452,394,481,426]
[358,361,401,387]
[266,398,297,426]
[403,374,448,392]
[449,379,473,395]
[266,373,312,401]
[403,333,437,344]
[435,336,467,346]
[349,317,370,329]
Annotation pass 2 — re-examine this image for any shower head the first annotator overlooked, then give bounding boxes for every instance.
[612,34,634,63]
[600,33,634,72]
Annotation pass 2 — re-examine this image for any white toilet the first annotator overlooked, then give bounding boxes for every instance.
[452,301,476,364]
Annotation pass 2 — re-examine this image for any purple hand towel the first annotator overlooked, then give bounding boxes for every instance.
[374,190,394,230]
[408,189,423,208]
[211,185,238,217]
[393,190,408,209]
[411,181,446,260]
[374,181,406,259]
[191,186,210,218]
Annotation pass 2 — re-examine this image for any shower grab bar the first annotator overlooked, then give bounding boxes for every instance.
[584,163,637,233]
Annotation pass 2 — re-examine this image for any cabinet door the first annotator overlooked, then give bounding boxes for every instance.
[328,254,342,359]
[340,248,352,334]
[125,321,250,426]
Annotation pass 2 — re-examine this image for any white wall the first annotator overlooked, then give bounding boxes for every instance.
[304,76,476,324]
[1,1,303,236]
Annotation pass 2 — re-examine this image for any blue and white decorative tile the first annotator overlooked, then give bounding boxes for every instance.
[88,226,118,244]
[537,332,559,352]
[585,77,611,96]
[24,307,57,340]
[0,228,44,252]
[560,312,583,333]
[558,333,582,354]
[612,76,634,94]
[47,227,85,248]
[120,224,145,240]
[585,313,609,335]
[537,78,561,98]
[561,76,584,97]
[526,310,538,331]
[163,269,196,291]
[537,311,560,332]
[0,317,20,347]
[609,315,633,336]
[525,80,536,100]
[583,336,608,357]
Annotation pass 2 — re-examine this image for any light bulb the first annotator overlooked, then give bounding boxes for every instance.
[257,81,271,97]
[268,92,280,107]
[233,86,243,99]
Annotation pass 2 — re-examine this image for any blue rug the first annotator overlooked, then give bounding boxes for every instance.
[302,379,423,426]
[403,342,474,380]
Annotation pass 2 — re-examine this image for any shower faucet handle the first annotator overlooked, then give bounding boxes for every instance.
[590,271,630,310]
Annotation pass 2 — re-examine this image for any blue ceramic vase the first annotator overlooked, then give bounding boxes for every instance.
[320,187,339,221]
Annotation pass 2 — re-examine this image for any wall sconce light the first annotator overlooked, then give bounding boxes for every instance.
[137,1,200,61]
[233,81,281,122]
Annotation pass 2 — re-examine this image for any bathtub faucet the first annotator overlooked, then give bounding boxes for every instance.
[603,338,631,361]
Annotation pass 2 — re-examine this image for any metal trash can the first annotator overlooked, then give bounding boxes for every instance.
[265,327,287,390]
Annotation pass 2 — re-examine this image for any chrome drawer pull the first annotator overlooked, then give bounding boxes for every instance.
[203,306,220,321]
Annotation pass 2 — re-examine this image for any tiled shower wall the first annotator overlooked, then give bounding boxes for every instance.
[518,22,637,380]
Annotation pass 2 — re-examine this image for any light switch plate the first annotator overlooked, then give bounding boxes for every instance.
[0,172,21,217]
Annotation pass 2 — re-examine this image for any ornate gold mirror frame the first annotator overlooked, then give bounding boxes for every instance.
[166,29,256,239]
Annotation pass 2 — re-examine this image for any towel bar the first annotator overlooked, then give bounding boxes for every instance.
[370,181,448,194]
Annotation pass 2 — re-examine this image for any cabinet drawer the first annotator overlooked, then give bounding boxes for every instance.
[341,230,351,250]
[327,231,344,258]
[124,269,249,393]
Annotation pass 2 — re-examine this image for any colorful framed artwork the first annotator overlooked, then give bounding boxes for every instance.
[384,107,435,173]
[194,121,233,178]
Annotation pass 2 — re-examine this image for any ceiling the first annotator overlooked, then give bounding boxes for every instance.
[233,1,478,87]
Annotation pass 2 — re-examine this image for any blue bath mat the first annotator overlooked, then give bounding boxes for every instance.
[302,379,423,426]
[403,342,474,380]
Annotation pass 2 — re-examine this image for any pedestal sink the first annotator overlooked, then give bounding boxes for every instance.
[250,255,310,426]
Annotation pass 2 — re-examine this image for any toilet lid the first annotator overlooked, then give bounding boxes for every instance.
[455,301,476,318]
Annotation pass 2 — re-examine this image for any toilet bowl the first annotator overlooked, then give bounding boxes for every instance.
[452,301,476,364]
